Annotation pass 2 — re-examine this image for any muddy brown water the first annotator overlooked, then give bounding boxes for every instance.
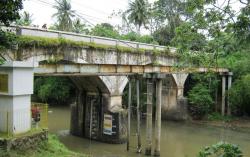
[48,106,250,157]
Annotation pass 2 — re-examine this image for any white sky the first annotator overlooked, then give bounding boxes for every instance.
[23,0,155,28]
[23,0,243,34]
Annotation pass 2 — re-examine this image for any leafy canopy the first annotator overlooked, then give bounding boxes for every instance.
[0,0,23,26]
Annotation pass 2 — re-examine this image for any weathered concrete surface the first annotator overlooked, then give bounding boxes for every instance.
[161,74,188,120]
[9,47,176,67]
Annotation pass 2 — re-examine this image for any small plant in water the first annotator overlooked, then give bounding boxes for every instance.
[197,141,243,157]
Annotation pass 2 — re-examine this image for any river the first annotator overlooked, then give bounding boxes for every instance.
[48,106,250,157]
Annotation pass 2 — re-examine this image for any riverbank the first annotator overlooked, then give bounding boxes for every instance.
[0,134,89,157]
[191,117,250,133]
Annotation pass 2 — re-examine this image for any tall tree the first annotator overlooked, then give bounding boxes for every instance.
[15,11,33,26]
[53,0,75,31]
[0,0,23,26]
[125,0,150,34]
[152,0,186,45]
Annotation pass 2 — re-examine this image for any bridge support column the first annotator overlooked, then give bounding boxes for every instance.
[227,72,233,116]
[221,75,226,116]
[136,78,142,153]
[145,78,153,156]
[0,61,36,135]
[154,77,162,156]
[127,78,132,151]
[164,73,188,121]
[70,89,85,137]
[99,76,128,144]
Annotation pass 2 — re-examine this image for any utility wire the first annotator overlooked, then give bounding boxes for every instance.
[31,0,119,26]
[70,1,111,16]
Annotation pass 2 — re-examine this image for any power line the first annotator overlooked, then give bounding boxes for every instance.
[70,1,111,16]
[30,0,120,26]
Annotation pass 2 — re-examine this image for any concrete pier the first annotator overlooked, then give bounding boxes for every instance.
[136,78,142,153]
[145,78,153,155]
[154,78,162,156]
[221,75,226,116]
[227,72,233,116]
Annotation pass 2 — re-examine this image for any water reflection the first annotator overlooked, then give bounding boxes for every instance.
[48,106,250,157]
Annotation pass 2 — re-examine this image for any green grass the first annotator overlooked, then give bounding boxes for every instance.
[0,128,44,139]
[207,112,234,122]
[0,134,89,157]
[16,35,175,57]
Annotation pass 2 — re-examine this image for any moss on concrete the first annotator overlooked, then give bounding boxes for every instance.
[0,134,88,157]
[16,35,176,57]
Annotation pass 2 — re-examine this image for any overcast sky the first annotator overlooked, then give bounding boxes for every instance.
[23,0,155,28]
[23,0,242,34]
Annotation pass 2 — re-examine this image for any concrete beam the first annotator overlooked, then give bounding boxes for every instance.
[35,64,229,76]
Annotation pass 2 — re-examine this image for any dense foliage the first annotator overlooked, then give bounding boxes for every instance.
[0,30,17,50]
[197,142,243,157]
[187,73,218,119]
[229,74,250,116]
[188,83,213,119]
[90,23,120,39]
[34,77,74,104]
[0,0,23,26]
[171,0,250,118]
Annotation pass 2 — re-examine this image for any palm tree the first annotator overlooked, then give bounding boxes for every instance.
[53,0,75,31]
[125,0,150,35]
[15,11,33,26]
[73,18,89,34]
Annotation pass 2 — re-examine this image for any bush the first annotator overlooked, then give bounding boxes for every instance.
[229,74,250,116]
[198,141,243,157]
[188,83,214,119]
[0,30,17,50]
[208,112,234,122]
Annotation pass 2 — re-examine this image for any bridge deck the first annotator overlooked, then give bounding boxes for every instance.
[35,63,229,76]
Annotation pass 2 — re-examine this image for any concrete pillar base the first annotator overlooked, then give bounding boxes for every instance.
[145,148,152,156]
[154,150,160,156]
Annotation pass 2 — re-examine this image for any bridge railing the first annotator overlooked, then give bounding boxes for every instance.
[2,25,177,53]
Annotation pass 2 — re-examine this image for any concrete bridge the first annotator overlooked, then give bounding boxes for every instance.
[0,26,231,156]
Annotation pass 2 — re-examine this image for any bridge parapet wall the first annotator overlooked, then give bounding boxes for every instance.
[10,26,176,52]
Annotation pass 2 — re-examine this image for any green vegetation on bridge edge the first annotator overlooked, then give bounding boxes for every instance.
[0,134,88,157]
[16,35,176,57]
